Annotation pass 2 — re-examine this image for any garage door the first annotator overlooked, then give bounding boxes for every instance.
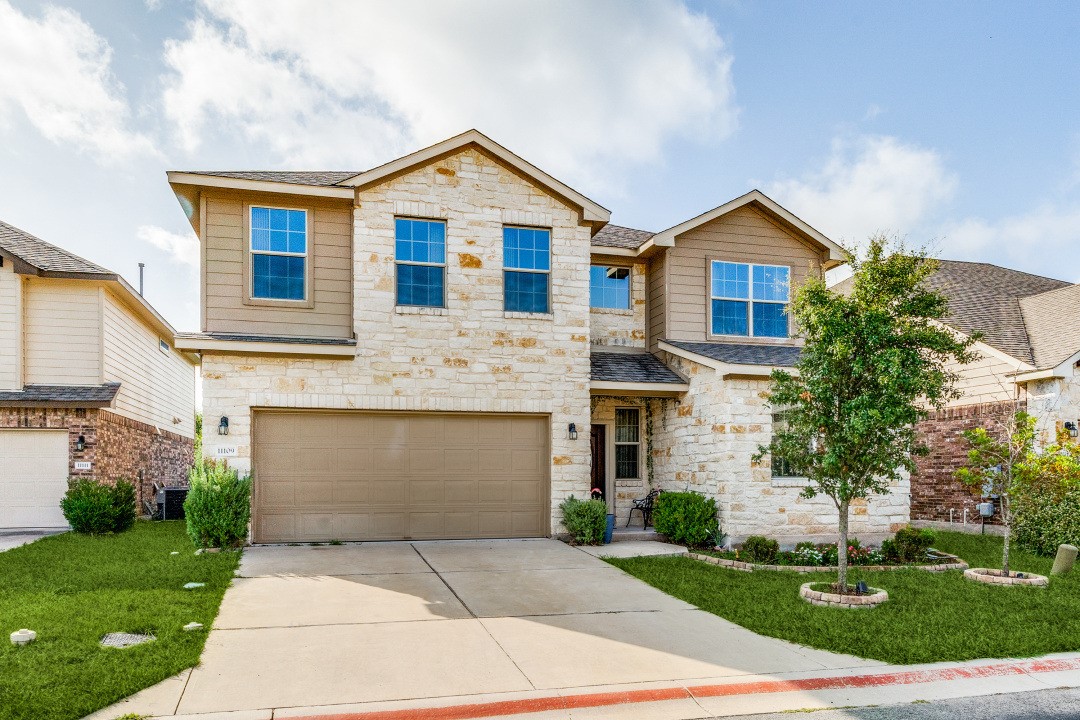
[252,411,549,543]
[0,430,70,529]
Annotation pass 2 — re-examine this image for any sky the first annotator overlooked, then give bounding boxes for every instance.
[2,0,1079,331]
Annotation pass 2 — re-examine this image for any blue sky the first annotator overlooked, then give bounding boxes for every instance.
[1,0,1079,330]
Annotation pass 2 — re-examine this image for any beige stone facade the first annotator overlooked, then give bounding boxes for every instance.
[589,257,647,349]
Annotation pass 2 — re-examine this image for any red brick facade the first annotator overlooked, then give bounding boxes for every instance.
[910,400,1020,524]
[0,407,193,510]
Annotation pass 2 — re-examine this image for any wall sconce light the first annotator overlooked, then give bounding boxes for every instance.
[218,416,230,436]
[75,435,86,452]
[568,423,578,441]
[1066,421,1078,438]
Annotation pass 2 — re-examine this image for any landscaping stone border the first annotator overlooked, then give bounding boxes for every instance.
[687,552,968,574]
[799,582,888,609]
[963,567,1049,587]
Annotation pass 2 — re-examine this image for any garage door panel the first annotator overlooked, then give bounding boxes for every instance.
[253,411,548,542]
[0,430,71,529]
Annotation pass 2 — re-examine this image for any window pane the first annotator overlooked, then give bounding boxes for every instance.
[269,208,288,231]
[504,227,550,271]
[252,254,304,300]
[753,265,789,302]
[712,299,748,335]
[615,409,639,442]
[251,207,270,230]
[712,261,749,299]
[395,219,445,265]
[396,264,445,307]
[505,271,549,313]
[615,444,639,479]
[590,266,631,309]
[753,302,788,337]
[251,228,270,251]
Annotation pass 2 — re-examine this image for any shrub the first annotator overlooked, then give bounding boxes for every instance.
[560,495,607,545]
[60,478,137,534]
[184,461,252,548]
[652,491,719,548]
[885,527,936,563]
[1014,486,1080,556]
[742,535,780,564]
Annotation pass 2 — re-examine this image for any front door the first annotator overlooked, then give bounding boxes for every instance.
[590,425,606,502]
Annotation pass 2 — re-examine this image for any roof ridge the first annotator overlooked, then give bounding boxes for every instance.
[0,219,111,274]
[937,257,1072,287]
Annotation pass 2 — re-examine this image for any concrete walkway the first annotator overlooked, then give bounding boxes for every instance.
[0,528,64,552]
[90,538,886,719]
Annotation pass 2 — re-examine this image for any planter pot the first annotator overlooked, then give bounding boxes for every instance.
[603,514,615,544]
[963,568,1049,587]
[799,582,888,609]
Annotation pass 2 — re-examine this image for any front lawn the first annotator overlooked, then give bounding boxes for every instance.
[607,531,1080,664]
[0,521,239,720]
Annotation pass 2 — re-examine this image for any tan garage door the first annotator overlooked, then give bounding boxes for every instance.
[0,429,70,529]
[252,411,549,543]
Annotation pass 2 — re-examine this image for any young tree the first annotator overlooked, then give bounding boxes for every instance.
[955,410,1036,574]
[758,236,978,591]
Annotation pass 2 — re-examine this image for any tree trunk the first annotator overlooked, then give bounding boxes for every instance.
[837,499,850,592]
[1001,495,1011,574]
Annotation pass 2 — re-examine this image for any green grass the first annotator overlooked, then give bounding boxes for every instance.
[607,532,1080,664]
[0,521,239,720]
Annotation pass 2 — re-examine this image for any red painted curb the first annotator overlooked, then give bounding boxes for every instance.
[286,657,1080,720]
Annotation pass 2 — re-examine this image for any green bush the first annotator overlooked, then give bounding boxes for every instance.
[742,535,780,564]
[60,478,137,534]
[184,461,252,548]
[885,526,937,563]
[560,495,607,545]
[652,491,719,548]
[1014,486,1080,556]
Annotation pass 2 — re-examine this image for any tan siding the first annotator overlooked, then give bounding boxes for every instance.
[0,263,21,390]
[663,205,824,344]
[647,252,667,351]
[22,279,101,385]
[945,350,1027,407]
[202,190,354,338]
[102,290,196,438]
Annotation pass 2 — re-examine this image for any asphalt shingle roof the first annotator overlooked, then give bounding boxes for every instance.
[1020,284,1080,369]
[590,352,685,384]
[175,332,356,346]
[592,224,655,250]
[0,383,121,406]
[177,171,359,187]
[664,340,802,367]
[0,220,113,276]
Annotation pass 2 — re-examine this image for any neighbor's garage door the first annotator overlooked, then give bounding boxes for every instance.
[252,411,549,543]
[0,429,70,529]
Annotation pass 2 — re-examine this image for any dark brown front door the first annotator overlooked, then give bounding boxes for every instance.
[590,425,606,501]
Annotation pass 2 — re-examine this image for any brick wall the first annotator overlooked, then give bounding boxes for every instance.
[0,407,99,481]
[910,400,1021,524]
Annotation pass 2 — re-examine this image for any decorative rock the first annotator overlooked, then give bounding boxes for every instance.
[170,551,180,556]
[963,568,1049,587]
[183,622,204,632]
[183,582,206,590]
[799,582,888,609]
[10,629,36,646]
[1052,544,1077,576]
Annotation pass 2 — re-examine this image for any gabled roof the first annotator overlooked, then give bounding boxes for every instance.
[590,351,685,384]
[0,220,113,277]
[647,190,846,267]
[592,224,655,251]
[1020,283,1080,370]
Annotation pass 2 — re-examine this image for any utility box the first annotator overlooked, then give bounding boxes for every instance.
[976,502,995,518]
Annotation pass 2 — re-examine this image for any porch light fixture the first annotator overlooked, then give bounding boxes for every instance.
[218,416,230,436]
[75,435,86,452]
[1066,421,1078,438]
[568,423,578,440]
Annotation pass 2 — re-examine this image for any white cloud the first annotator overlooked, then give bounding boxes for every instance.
[0,1,155,161]
[160,0,737,191]
[137,225,199,267]
[767,135,958,247]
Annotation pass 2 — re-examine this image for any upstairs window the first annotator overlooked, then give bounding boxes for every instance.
[395,218,446,307]
[615,408,641,479]
[251,206,307,301]
[504,226,550,313]
[710,261,790,338]
[590,266,631,309]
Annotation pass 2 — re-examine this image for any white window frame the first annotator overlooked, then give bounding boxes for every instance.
[709,260,791,338]
[249,205,309,304]
[614,407,641,480]
[503,225,552,314]
[394,217,447,308]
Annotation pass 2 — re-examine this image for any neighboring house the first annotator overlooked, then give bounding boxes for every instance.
[0,221,198,529]
[835,260,1080,526]
[168,129,907,544]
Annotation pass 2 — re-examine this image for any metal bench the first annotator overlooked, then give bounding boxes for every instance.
[627,489,660,528]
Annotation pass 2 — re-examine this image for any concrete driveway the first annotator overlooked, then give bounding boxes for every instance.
[100,539,884,718]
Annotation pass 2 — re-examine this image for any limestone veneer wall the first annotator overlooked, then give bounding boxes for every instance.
[200,147,593,532]
[652,351,910,542]
[589,258,647,349]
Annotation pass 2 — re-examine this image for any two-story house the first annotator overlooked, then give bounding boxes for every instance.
[169,130,908,544]
[0,221,198,529]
